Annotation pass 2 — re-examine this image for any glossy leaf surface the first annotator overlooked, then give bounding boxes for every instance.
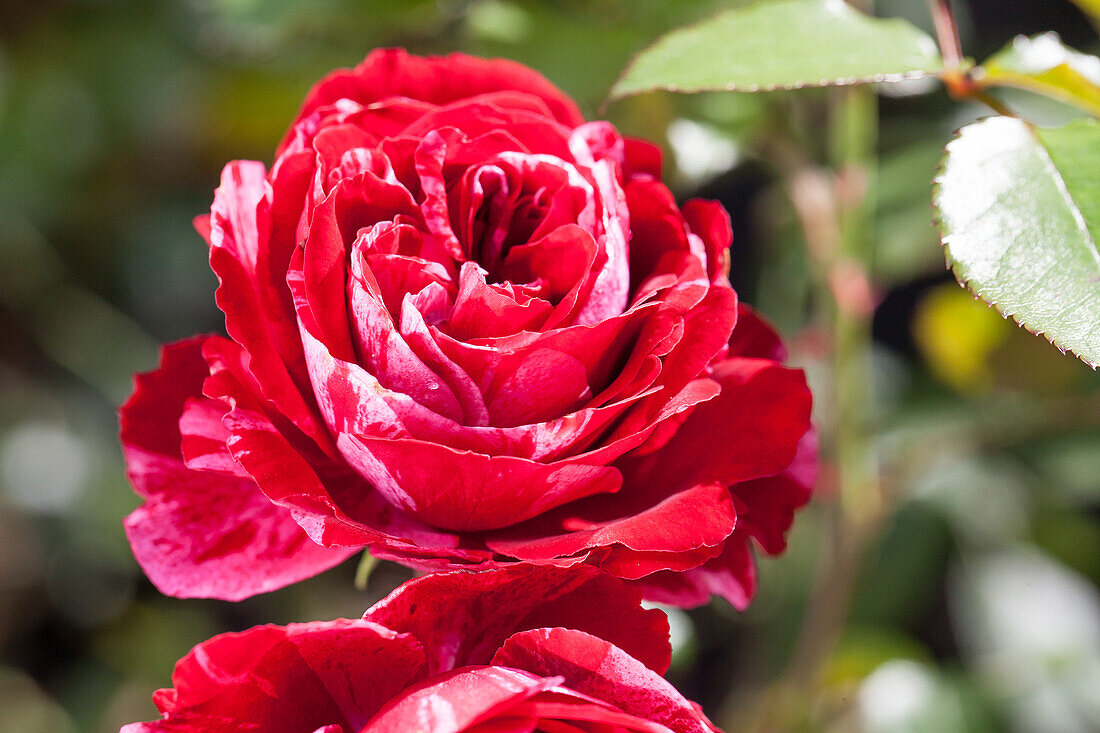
[934,116,1100,367]
[610,0,942,99]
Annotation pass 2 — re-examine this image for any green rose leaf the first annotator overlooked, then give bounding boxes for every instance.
[934,116,1100,368]
[609,0,943,100]
[976,33,1100,118]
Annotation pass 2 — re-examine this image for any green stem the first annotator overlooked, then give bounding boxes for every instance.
[732,35,882,733]
[926,0,1019,117]
[779,82,879,708]
[927,0,965,71]
[831,85,878,530]
[354,550,379,591]
[970,89,1018,118]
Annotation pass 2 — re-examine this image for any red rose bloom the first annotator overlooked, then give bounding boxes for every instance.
[120,49,814,607]
[122,566,720,733]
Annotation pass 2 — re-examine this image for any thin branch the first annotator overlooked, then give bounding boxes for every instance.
[971,89,1018,118]
[927,0,965,71]
[925,0,1018,117]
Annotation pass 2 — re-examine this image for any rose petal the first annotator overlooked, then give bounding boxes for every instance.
[361,666,561,733]
[337,433,622,532]
[727,304,787,362]
[448,261,554,339]
[200,335,444,548]
[301,172,422,362]
[681,199,732,284]
[343,260,467,423]
[624,138,663,179]
[619,358,812,494]
[130,621,426,732]
[363,565,671,675]
[120,338,355,601]
[486,482,737,577]
[733,430,817,555]
[492,628,719,733]
[625,180,691,293]
[282,49,584,154]
[204,160,333,454]
[433,305,652,427]
[637,540,758,611]
[178,396,246,476]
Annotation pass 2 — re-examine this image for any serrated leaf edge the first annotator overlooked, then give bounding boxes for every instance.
[607,0,944,101]
[931,116,1100,369]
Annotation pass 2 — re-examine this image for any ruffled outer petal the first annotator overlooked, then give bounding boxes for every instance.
[280,48,584,153]
[362,666,678,733]
[628,309,816,609]
[198,335,475,561]
[617,358,812,498]
[359,666,559,733]
[727,303,786,362]
[486,482,737,578]
[204,160,332,454]
[363,565,671,675]
[631,427,817,610]
[336,433,622,532]
[482,353,810,594]
[493,628,720,733]
[120,338,356,601]
[635,541,758,611]
[734,430,818,556]
[122,620,427,732]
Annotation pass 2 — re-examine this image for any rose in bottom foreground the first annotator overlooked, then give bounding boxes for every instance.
[122,565,719,733]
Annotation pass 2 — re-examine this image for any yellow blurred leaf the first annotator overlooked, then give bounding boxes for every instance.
[975,33,1100,118]
[1071,0,1100,22]
[913,285,1010,391]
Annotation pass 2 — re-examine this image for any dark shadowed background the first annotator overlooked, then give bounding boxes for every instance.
[1,1,1098,731]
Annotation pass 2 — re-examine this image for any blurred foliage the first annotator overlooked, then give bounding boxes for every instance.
[0,1,1098,732]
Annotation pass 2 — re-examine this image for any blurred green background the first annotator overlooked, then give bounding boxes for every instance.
[1,1,1098,731]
